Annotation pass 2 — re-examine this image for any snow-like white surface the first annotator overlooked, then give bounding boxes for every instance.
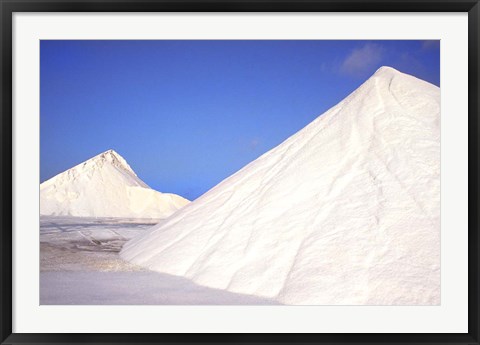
[40,150,189,218]
[121,67,441,305]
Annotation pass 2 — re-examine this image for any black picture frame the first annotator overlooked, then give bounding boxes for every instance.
[1,1,478,344]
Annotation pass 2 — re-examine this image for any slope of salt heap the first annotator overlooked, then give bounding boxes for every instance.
[121,66,440,305]
[40,150,189,218]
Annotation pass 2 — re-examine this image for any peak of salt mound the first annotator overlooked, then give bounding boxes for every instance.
[87,149,138,177]
[371,66,433,89]
[121,68,440,305]
[40,150,189,218]
[373,65,400,76]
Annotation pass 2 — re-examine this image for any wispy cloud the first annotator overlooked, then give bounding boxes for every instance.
[249,138,260,150]
[340,43,385,77]
[421,40,440,50]
[238,137,261,153]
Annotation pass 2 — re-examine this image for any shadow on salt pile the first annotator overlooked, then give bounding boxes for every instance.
[40,270,281,305]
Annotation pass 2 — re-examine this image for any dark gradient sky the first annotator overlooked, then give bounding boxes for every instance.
[40,40,440,200]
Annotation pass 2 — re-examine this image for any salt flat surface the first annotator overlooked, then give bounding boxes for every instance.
[41,271,279,305]
[40,216,158,272]
[40,217,278,305]
[40,150,189,218]
[121,67,441,305]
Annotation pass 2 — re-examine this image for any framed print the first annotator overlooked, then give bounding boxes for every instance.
[1,1,479,344]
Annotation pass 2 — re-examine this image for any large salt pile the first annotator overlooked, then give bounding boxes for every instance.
[40,149,189,218]
[121,67,440,305]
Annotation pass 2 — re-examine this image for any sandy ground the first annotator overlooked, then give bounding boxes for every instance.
[40,216,280,305]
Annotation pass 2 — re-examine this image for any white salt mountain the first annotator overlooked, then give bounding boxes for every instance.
[121,67,440,305]
[40,150,189,218]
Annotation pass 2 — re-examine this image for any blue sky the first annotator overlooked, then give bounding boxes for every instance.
[41,40,440,200]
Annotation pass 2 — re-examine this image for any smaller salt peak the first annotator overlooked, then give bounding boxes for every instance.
[40,149,190,218]
[91,149,137,176]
